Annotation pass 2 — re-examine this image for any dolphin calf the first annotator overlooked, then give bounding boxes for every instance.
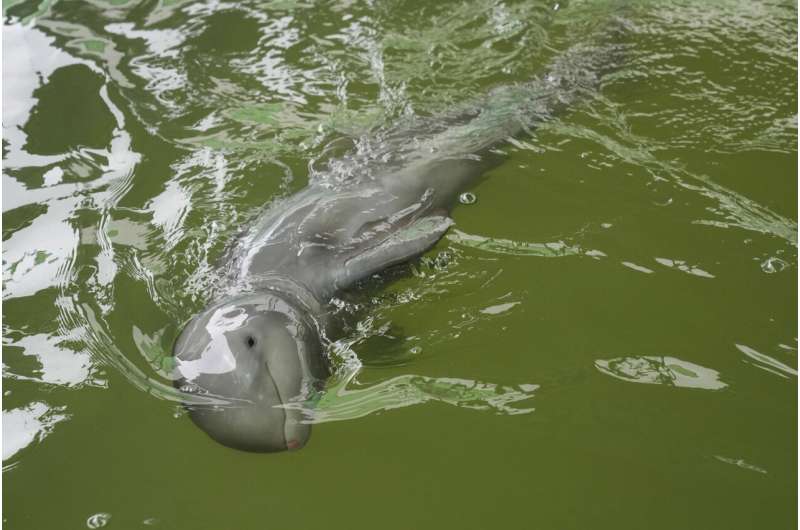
[172,40,620,452]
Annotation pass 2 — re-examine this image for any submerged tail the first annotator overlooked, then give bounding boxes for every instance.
[311,8,630,186]
[436,16,629,157]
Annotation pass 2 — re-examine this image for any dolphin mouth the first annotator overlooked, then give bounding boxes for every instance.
[262,360,294,451]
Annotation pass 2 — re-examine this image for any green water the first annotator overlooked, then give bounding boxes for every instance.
[2,0,797,528]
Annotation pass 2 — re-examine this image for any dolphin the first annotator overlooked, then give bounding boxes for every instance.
[172,40,620,452]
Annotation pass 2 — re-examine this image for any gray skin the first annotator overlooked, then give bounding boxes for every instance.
[172,41,617,452]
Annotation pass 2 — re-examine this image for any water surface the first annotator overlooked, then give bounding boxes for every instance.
[2,0,797,528]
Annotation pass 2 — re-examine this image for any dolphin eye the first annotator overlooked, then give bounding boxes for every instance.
[246,336,256,348]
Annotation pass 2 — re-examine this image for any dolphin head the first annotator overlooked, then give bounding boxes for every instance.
[172,290,328,452]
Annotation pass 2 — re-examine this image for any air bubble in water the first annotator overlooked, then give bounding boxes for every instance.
[459,192,477,205]
[86,513,110,529]
[761,257,787,274]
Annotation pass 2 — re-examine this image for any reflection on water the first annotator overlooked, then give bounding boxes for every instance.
[480,301,520,315]
[653,257,715,278]
[286,366,537,424]
[595,356,727,390]
[621,261,654,274]
[2,402,69,464]
[734,343,797,379]
[3,332,103,387]
[713,455,768,475]
[447,228,584,257]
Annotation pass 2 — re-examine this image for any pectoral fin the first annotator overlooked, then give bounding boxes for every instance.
[336,215,454,289]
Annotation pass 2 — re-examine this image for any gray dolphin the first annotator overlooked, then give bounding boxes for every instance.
[172,40,620,452]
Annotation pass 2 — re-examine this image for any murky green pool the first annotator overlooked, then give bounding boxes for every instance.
[3,0,797,528]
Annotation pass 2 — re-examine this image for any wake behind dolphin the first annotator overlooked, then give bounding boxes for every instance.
[172,35,624,452]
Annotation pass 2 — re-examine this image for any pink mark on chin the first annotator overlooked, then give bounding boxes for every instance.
[287,439,301,450]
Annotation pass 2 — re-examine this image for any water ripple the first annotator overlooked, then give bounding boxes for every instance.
[286,366,537,424]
